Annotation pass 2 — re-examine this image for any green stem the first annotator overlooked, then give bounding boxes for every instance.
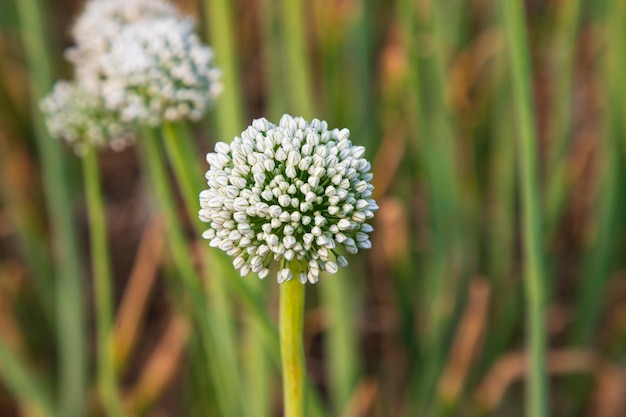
[140,125,240,417]
[320,274,359,414]
[571,0,623,346]
[279,0,314,118]
[81,150,124,417]
[160,122,242,417]
[544,0,581,232]
[501,1,549,417]
[160,122,200,213]
[14,1,86,416]
[0,339,56,417]
[243,281,271,417]
[398,0,464,412]
[202,0,244,139]
[280,278,306,417]
[137,127,199,292]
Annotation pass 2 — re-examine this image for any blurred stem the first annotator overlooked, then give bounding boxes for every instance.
[82,150,124,417]
[14,1,86,416]
[544,0,581,232]
[260,0,286,120]
[482,77,521,369]
[315,9,369,411]
[571,0,623,345]
[243,280,271,417]
[0,138,54,317]
[280,278,306,417]
[202,0,244,139]
[160,121,242,417]
[279,0,314,118]
[200,1,272,411]
[0,340,56,417]
[160,122,200,214]
[320,273,359,414]
[502,1,549,417]
[138,126,238,417]
[398,0,464,412]
[137,126,202,311]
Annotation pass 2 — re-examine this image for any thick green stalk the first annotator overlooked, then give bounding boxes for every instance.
[14,1,86,416]
[0,339,56,417]
[501,1,549,417]
[82,150,124,417]
[280,278,306,417]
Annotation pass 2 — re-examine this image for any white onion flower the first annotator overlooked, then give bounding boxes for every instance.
[66,0,180,92]
[199,115,378,284]
[67,0,222,127]
[91,17,222,126]
[40,80,134,155]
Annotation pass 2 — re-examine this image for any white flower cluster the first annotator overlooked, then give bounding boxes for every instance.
[66,0,179,91]
[40,81,134,155]
[94,17,223,126]
[199,115,378,284]
[41,0,222,152]
[67,0,222,126]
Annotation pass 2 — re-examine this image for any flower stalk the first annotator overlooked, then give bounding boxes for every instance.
[15,0,87,415]
[501,1,549,416]
[82,149,124,417]
[280,276,306,417]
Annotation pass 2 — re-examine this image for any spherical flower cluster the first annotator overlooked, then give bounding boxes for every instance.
[40,80,134,155]
[42,0,222,151]
[94,17,222,126]
[199,115,377,284]
[66,0,179,90]
[66,0,222,127]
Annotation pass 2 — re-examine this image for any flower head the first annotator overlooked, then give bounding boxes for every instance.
[40,80,134,155]
[66,0,179,90]
[199,115,377,284]
[67,0,222,126]
[93,17,222,126]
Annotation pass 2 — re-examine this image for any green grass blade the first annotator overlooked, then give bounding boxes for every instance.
[501,1,549,416]
[14,1,86,415]
[160,122,242,417]
[82,149,124,417]
[0,339,56,417]
[544,0,581,232]
[570,0,624,346]
[202,0,245,139]
[139,125,241,417]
